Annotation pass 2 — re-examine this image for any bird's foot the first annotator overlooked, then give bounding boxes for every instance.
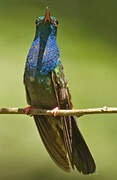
[24,106,35,116]
[51,106,60,117]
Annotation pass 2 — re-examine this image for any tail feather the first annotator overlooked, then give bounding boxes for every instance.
[72,116,96,174]
[62,116,74,168]
[33,115,96,174]
[34,115,70,171]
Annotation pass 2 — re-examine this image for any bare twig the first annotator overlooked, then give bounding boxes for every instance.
[0,106,117,117]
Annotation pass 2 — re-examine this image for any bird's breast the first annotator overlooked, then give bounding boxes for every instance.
[25,72,58,109]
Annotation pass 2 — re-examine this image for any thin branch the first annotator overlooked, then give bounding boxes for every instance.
[0,106,117,117]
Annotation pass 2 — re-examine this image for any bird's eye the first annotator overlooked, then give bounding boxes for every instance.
[56,20,59,25]
[54,20,59,27]
[35,18,40,25]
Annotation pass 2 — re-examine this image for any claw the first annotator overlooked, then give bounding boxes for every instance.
[24,106,35,115]
[51,106,60,117]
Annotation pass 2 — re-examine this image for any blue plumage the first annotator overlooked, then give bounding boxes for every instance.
[26,38,40,77]
[40,34,60,75]
[25,16,60,77]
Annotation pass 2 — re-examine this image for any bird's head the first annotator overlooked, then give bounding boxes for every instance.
[35,8,59,40]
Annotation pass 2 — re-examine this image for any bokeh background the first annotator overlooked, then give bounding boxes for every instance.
[0,0,117,179]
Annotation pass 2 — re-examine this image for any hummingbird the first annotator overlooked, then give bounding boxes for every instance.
[24,8,96,174]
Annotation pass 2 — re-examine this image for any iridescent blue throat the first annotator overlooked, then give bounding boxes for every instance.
[25,30,60,77]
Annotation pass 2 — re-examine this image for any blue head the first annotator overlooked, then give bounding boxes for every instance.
[26,8,60,77]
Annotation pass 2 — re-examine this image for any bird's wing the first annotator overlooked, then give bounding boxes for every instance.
[52,63,74,168]
[52,63,96,174]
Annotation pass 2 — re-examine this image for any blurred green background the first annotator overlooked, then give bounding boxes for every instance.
[0,0,117,179]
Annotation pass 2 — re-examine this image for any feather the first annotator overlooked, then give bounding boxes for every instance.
[34,115,70,171]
